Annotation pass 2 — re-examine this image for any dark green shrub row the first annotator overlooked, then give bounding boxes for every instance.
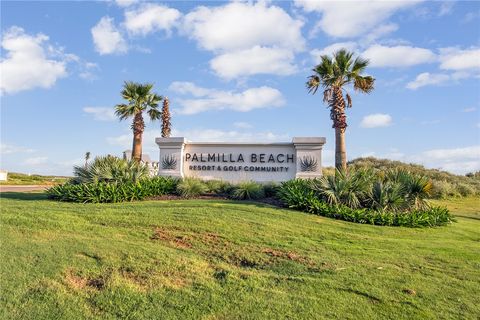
[277,179,455,227]
[47,177,178,203]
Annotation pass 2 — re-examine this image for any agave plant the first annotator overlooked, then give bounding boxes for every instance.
[73,155,149,184]
[161,154,177,170]
[300,156,318,172]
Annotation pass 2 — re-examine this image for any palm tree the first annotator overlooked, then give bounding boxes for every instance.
[115,81,163,162]
[161,97,171,137]
[307,49,375,171]
[84,151,91,168]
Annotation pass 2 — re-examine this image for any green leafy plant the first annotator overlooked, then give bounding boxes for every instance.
[230,181,265,200]
[176,178,208,198]
[161,155,177,170]
[300,156,318,172]
[73,155,149,184]
[205,180,233,195]
[47,176,178,203]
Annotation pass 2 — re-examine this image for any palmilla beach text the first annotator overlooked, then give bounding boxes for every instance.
[185,153,295,173]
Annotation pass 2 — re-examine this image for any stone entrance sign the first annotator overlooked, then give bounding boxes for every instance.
[155,137,326,182]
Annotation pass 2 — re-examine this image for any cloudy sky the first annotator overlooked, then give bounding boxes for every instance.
[1,0,479,175]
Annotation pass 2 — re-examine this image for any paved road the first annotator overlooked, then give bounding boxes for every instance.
[0,185,50,192]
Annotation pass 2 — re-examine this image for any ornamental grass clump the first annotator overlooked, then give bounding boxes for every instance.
[230,181,265,200]
[176,178,208,198]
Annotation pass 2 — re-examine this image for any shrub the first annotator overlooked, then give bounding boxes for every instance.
[431,180,459,199]
[176,178,208,198]
[315,169,373,208]
[456,183,476,197]
[263,182,280,198]
[230,181,265,200]
[73,155,149,184]
[277,176,455,227]
[47,176,178,203]
[205,180,233,195]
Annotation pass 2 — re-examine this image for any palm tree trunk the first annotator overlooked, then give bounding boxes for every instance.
[335,127,347,171]
[332,87,347,172]
[131,112,145,162]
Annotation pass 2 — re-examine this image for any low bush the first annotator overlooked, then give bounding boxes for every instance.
[230,181,265,200]
[47,176,178,203]
[277,178,455,227]
[176,178,208,198]
[263,182,280,198]
[205,180,233,195]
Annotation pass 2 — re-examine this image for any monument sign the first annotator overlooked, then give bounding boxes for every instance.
[155,137,326,182]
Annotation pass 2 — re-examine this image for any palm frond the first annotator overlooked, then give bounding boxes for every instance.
[353,75,375,93]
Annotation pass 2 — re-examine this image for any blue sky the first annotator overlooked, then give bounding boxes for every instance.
[1,0,479,176]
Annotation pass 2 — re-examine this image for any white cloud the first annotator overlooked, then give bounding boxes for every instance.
[0,27,67,94]
[210,46,297,79]
[23,156,49,165]
[182,1,305,79]
[233,122,253,129]
[438,2,454,16]
[360,113,393,128]
[439,47,480,71]
[310,42,358,63]
[91,16,127,55]
[183,2,305,52]
[168,82,285,115]
[406,72,450,90]
[124,3,181,36]
[295,0,420,38]
[0,143,35,155]
[115,0,138,7]
[463,107,476,113]
[83,107,116,121]
[363,44,436,67]
[422,145,480,161]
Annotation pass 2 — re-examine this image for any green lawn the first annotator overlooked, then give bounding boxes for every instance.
[1,193,479,320]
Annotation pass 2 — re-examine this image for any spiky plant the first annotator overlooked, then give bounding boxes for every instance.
[115,81,163,162]
[300,156,318,172]
[315,169,373,208]
[73,155,149,184]
[161,154,177,170]
[307,49,375,171]
[161,97,172,138]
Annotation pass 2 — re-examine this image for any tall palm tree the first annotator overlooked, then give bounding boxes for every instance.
[115,81,163,162]
[307,49,374,171]
[161,97,171,138]
[84,151,91,168]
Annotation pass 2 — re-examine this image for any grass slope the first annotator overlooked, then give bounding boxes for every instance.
[1,193,479,319]
[0,172,70,185]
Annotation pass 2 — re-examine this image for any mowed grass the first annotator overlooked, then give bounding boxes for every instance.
[0,193,479,320]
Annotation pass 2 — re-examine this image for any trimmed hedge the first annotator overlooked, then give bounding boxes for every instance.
[277,179,455,227]
[47,177,178,203]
